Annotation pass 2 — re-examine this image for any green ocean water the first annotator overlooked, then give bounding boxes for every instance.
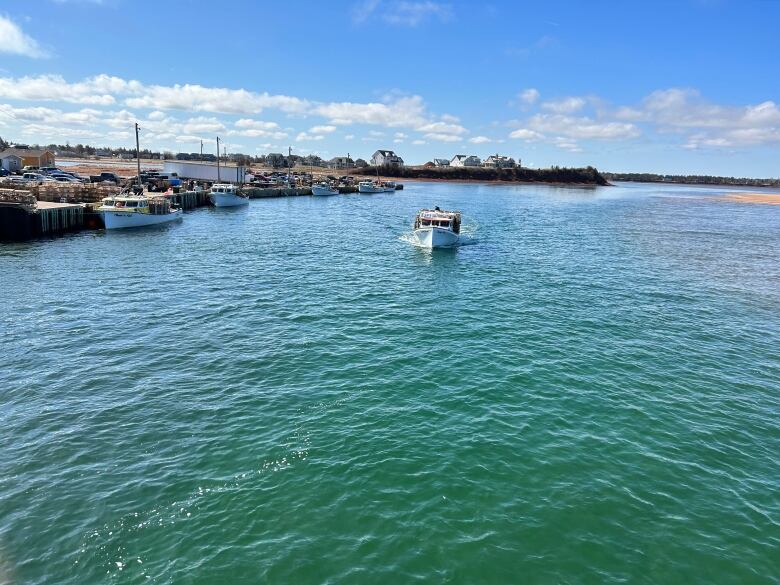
[0,181,778,584]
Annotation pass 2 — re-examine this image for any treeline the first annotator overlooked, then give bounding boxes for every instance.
[603,172,780,187]
[351,165,609,185]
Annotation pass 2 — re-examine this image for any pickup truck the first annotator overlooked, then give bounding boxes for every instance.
[89,172,122,184]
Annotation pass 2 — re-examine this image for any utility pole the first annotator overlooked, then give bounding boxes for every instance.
[135,122,142,188]
[200,140,203,161]
[216,136,221,183]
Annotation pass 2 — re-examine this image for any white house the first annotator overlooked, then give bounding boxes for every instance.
[433,158,450,167]
[450,154,481,167]
[483,155,516,169]
[371,149,404,167]
[0,153,23,172]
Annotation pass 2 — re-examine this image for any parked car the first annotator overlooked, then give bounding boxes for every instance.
[0,168,9,177]
[89,172,122,184]
[22,172,54,182]
[22,165,40,172]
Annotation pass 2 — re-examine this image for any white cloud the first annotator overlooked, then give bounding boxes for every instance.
[528,114,640,140]
[394,132,407,139]
[344,134,355,140]
[309,124,336,134]
[518,88,540,105]
[509,128,544,141]
[352,0,380,24]
[295,132,324,141]
[235,118,281,130]
[412,139,426,145]
[423,133,460,142]
[541,97,586,114]
[353,1,452,26]
[314,95,429,128]
[469,135,490,144]
[0,15,48,59]
[182,116,225,134]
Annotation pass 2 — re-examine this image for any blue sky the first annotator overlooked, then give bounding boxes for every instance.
[0,0,778,176]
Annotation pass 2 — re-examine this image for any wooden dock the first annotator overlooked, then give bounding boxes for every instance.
[0,191,86,241]
[36,201,85,235]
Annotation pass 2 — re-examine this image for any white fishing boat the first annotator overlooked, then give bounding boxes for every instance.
[98,122,183,229]
[98,189,182,229]
[358,180,395,193]
[210,183,248,207]
[413,207,462,248]
[312,182,339,196]
[209,137,249,207]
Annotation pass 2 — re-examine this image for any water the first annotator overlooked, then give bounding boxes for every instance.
[1,182,778,584]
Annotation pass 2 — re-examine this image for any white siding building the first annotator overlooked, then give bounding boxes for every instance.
[163,160,246,183]
[483,155,516,169]
[450,155,481,167]
[0,153,23,172]
[371,150,404,167]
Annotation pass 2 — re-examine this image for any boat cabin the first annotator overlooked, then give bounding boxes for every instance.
[415,209,461,234]
[100,195,173,215]
[211,183,237,194]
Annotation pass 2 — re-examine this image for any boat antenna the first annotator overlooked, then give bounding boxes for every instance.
[135,122,142,189]
[216,136,221,183]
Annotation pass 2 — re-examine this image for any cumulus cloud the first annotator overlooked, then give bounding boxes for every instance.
[518,88,540,105]
[469,135,490,144]
[309,124,337,134]
[0,15,48,58]
[541,97,586,114]
[295,131,324,141]
[509,128,544,141]
[423,133,460,142]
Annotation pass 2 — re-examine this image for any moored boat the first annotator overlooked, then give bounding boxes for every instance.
[98,189,182,229]
[358,180,395,193]
[413,207,461,248]
[210,183,248,207]
[312,182,339,196]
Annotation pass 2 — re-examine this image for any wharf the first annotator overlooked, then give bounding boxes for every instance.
[0,192,86,241]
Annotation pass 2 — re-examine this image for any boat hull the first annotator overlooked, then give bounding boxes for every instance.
[101,209,182,230]
[358,184,385,193]
[312,185,339,196]
[210,192,249,207]
[414,227,460,248]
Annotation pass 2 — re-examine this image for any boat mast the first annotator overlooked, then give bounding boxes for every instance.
[287,146,292,185]
[216,136,221,183]
[135,122,142,189]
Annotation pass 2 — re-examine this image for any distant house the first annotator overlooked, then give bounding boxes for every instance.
[327,156,355,169]
[433,158,450,167]
[354,158,368,168]
[483,155,516,169]
[266,153,286,168]
[450,154,481,167]
[0,147,55,168]
[0,153,23,172]
[296,155,325,168]
[371,149,404,167]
